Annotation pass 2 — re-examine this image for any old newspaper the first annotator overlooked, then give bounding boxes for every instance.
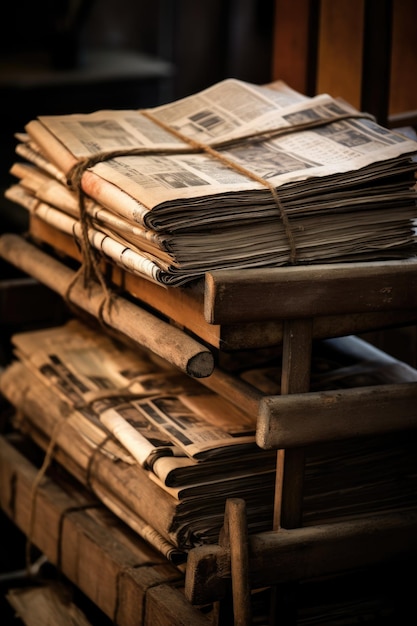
[8,78,417,285]
[10,319,260,471]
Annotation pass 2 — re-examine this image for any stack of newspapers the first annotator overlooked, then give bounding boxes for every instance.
[6,78,417,287]
[2,318,417,560]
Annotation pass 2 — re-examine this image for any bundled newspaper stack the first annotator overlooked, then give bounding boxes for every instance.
[2,318,417,558]
[6,78,417,286]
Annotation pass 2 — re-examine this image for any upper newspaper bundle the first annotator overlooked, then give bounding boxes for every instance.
[7,78,417,286]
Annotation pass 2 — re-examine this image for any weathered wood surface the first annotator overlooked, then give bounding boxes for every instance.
[255,333,417,448]
[0,233,214,378]
[275,319,312,531]
[219,498,252,626]
[185,502,417,606]
[0,434,210,626]
[205,260,417,324]
[257,381,417,448]
[7,584,94,626]
[197,365,262,418]
[13,220,417,349]
[144,584,211,626]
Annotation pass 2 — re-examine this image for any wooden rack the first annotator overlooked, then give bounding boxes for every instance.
[183,261,417,624]
[1,235,417,624]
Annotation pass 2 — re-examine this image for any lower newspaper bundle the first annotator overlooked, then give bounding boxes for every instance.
[1,318,417,560]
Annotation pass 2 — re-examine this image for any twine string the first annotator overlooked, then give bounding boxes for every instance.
[56,503,102,570]
[26,420,62,574]
[85,434,113,492]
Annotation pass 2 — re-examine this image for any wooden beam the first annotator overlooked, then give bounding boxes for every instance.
[205,261,417,324]
[257,381,417,449]
[185,504,417,606]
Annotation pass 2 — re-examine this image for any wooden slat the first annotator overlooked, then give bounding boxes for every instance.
[220,498,252,626]
[22,218,417,348]
[6,585,94,626]
[205,261,417,324]
[274,320,312,530]
[257,382,417,449]
[185,505,417,606]
[0,433,209,626]
[145,584,210,626]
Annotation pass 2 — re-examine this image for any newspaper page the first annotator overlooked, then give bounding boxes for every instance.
[11,319,258,466]
[15,136,68,184]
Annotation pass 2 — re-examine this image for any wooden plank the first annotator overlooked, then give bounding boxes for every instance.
[0,433,95,565]
[25,218,417,347]
[0,434,210,626]
[197,366,262,418]
[61,508,180,623]
[6,584,94,626]
[272,0,319,95]
[220,498,252,626]
[204,261,417,324]
[312,309,417,340]
[257,381,417,448]
[144,584,211,626]
[185,508,417,605]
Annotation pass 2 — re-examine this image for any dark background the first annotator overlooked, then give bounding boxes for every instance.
[0,0,275,235]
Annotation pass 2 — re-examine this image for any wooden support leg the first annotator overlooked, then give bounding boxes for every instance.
[217,498,252,626]
[271,318,313,625]
[274,318,313,530]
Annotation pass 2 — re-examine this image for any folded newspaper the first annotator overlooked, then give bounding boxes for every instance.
[6,78,417,286]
